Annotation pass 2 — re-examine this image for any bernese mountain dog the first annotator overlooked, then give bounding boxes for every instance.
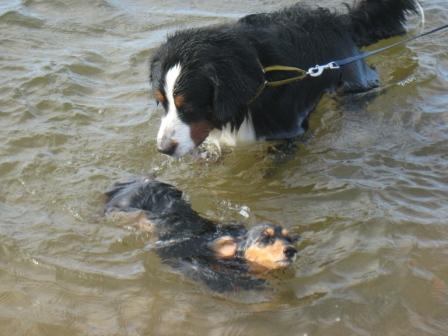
[105,178,299,292]
[149,0,417,157]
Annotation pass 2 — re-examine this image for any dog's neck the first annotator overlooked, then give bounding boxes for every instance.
[208,114,257,147]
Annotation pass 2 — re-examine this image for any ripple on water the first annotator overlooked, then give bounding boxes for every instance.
[0,0,448,335]
[0,10,45,28]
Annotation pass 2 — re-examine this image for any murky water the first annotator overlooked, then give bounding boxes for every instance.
[1,0,448,335]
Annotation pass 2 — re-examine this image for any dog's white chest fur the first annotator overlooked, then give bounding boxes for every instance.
[207,115,257,147]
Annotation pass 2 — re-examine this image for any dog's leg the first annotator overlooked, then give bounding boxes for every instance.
[337,85,385,114]
[263,131,312,178]
[106,210,154,233]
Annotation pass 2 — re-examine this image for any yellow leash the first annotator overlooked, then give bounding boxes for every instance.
[249,65,309,103]
[249,23,448,104]
[263,65,308,87]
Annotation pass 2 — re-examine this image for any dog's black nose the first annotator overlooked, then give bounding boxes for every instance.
[284,246,297,259]
[158,141,178,156]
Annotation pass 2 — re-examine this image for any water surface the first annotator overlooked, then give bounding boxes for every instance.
[1,0,448,335]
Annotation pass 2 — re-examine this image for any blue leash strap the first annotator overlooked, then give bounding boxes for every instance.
[308,23,448,77]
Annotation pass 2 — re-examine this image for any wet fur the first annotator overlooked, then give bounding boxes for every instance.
[150,0,417,149]
[105,179,298,292]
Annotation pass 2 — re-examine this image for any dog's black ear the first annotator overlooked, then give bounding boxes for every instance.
[203,50,264,125]
[149,57,162,87]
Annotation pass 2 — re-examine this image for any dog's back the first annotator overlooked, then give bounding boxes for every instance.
[239,0,417,94]
[105,179,215,239]
[348,0,417,47]
[240,0,416,47]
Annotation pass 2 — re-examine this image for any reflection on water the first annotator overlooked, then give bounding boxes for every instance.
[1,0,448,335]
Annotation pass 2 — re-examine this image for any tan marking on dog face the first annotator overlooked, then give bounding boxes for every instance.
[174,94,185,109]
[264,227,274,237]
[244,240,289,271]
[190,120,213,146]
[282,228,289,236]
[154,89,166,104]
[211,236,237,259]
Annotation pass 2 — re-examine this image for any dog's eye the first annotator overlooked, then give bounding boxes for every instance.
[286,234,300,244]
[260,235,273,244]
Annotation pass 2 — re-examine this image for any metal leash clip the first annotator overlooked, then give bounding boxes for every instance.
[307,62,340,77]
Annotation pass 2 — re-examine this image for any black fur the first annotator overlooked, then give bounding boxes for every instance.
[150,0,416,149]
[348,0,417,46]
[105,178,298,292]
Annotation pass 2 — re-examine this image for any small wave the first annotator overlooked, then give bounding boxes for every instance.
[0,10,45,29]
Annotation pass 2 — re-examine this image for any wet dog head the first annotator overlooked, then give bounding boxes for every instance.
[149,28,264,157]
[242,224,299,272]
[211,223,299,272]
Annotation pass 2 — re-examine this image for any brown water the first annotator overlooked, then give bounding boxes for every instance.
[1,0,448,335]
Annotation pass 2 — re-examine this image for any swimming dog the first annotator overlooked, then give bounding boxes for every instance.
[105,178,299,291]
